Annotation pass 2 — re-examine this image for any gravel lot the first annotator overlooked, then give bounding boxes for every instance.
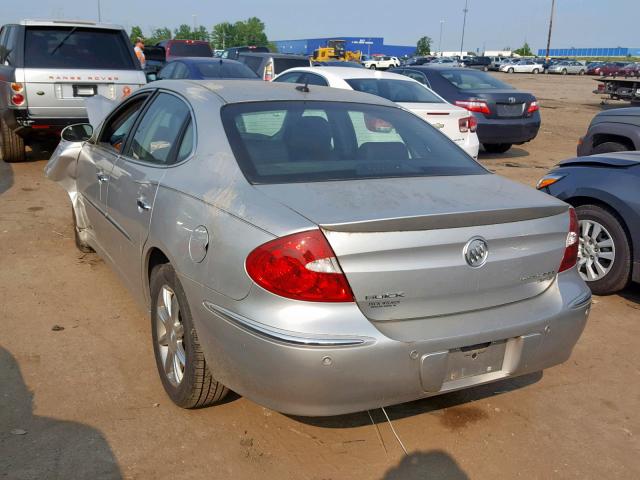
[1,73,639,480]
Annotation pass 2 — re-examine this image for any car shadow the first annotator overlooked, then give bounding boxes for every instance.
[0,346,123,479]
[0,159,13,195]
[290,371,542,428]
[618,282,640,305]
[478,146,530,161]
[381,450,469,480]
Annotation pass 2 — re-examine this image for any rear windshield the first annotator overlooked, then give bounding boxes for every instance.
[345,79,443,103]
[24,27,135,70]
[274,58,310,74]
[196,61,258,79]
[222,101,485,184]
[439,70,512,90]
[169,42,212,57]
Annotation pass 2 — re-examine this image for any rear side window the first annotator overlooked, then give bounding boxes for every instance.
[126,93,191,165]
[439,70,512,90]
[168,42,212,57]
[273,58,310,74]
[222,101,485,184]
[196,61,258,79]
[24,27,135,69]
[345,79,442,103]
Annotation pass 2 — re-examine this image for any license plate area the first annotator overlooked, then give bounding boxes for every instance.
[496,103,524,117]
[445,340,507,382]
[73,84,97,97]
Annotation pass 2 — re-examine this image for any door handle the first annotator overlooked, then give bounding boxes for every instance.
[96,172,108,183]
[136,198,151,211]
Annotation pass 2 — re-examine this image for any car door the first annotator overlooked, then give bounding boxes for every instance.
[105,91,194,297]
[75,93,151,255]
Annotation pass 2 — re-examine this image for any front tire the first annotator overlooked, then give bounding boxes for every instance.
[483,143,512,154]
[369,64,377,70]
[576,205,631,294]
[579,69,585,75]
[1,119,26,163]
[562,68,568,75]
[150,264,228,408]
[533,68,539,74]
[508,67,514,73]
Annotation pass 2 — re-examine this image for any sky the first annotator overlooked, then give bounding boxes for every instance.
[2,0,637,52]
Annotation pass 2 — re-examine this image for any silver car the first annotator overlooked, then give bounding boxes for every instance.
[547,60,587,75]
[46,80,591,416]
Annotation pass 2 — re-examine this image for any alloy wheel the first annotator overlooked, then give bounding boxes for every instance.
[578,219,615,282]
[156,285,186,387]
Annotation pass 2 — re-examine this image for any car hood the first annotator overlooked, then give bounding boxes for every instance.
[253,174,567,232]
[559,152,640,168]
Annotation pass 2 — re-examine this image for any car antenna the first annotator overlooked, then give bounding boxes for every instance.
[296,81,310,93]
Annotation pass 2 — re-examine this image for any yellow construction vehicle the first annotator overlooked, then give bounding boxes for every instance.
[312,39,361,63]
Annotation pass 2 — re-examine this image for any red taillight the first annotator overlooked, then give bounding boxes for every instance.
[559,208,579,273]
[455,100,491,115]
[597,83,605,92]
[246,230,354,302]
[458,116,477,133]
[527,100,539,113]
[11,93,25,106]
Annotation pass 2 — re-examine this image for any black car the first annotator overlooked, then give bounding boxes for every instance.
[537,153,640,294]
[393,66,540,153]
[577,107,640,156]
[154,57,259,81]
[462,56,492,71]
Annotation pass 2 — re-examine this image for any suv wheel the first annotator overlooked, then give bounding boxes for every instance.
[150,263,229,408]
[1,120,26,163]
[369,64,377,70]
[592,141,628,154]
[576,205,631,294]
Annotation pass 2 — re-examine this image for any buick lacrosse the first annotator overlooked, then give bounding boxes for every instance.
[46,80,591,416]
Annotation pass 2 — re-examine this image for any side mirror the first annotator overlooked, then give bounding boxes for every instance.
[61,123,93,142]
[146,72,157,82]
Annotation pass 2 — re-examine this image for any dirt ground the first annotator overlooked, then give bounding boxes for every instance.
[1,73,639,480]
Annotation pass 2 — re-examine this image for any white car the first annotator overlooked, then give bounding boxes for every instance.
[272,67,480,158]
[363,55,400,70]
[500,59,542,74]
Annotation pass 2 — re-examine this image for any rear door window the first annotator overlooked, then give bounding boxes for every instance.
[24,26,135,69]
[345,79,442,103]
[125,93,192,165]
[301,73,328,86]
[274,72,303,83]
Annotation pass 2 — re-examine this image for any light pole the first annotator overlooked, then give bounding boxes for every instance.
[97,0,102,22]
[192,14,197,39]
[545,0,556,62]
[460,0,469,58]
[438,20,444,56]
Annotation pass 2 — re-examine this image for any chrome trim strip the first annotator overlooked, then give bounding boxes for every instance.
[568,291,592,309]
[203,301,372,347]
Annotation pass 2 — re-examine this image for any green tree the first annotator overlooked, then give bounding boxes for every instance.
[211,22,234,49]
[514,42,532,56]
[174,24,194,40]
[129,25,143,43]
[147,27,172,45]
[212,17,268,49]
[416,36,432,56]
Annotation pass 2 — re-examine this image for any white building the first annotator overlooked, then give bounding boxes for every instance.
[484,50,521,58]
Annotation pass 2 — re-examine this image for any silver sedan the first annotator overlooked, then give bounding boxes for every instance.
[46,80,591,416]
[547,61,587,75]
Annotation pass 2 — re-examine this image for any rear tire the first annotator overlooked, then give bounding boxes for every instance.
[592,141,628,154]
[483,143,512,154]
[483,66,489,72]
[150,264,228,409]
[579,69,585,75]
[369,64,376,70]
[562,68,568,75]
[575,205,631,295]
[533,68,539,74]
[508,67,514,73]
[1,119,26,163]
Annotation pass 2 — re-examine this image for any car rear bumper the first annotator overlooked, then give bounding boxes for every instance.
[4,109,88,138]
[476,115,541,144]
[189,270,590,416]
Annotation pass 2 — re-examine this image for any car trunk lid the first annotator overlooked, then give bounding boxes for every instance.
[400,102,470,147]
[464,89,535,120]
[255,174,569,320]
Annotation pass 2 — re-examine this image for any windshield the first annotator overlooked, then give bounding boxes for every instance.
[169,42,212,57]
[196,61,258,78]
[24,27,135,69]
[345,79,443,103]
[222,101,485,184]
[439,70,513,90]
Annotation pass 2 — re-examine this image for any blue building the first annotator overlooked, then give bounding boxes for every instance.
[274,37,416,58]
[537,47,640,57]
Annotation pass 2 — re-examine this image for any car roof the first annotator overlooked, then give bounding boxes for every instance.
[238,52,308,59]
[144,79,398,107]
[276,66,420,82]
[19,19,123,30]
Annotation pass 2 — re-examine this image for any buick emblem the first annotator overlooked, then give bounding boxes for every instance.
[508,97,516,104]
[463,237,489,268]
